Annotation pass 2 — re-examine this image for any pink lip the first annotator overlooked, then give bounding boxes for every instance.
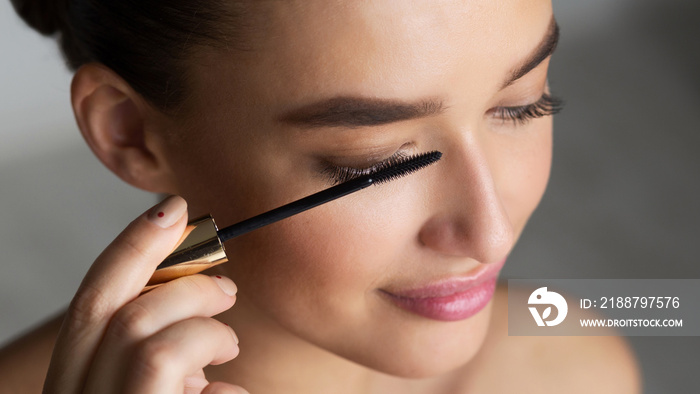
[380,259,505,321]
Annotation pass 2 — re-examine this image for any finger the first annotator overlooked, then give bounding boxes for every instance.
[84,275,237,391]
[184,370,210,394]
[106,274,236,341]
[182,371,250,394]
[122,317,239,394]
[44,195,188,393]
[202,381,251,394]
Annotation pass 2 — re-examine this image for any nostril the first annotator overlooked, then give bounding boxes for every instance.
[417,216,471,257]
[417,212,515,262]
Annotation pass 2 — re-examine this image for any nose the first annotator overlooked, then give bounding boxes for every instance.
[418,137,514,264]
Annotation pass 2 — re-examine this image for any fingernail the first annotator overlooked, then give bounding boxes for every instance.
[212,275,237,296]
[147,195,187,228]
[224,323,239,344]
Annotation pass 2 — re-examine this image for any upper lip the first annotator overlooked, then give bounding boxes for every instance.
[380,258,506,299]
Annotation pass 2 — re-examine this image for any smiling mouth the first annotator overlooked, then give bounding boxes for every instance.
[379,259,505,321]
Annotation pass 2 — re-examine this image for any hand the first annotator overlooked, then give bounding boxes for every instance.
[43,196,247,393]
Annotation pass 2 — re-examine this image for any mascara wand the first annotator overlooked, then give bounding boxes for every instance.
[146,151,442,288]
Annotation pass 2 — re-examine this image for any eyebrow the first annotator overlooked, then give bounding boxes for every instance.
[501,17,559,89]
[279,96,446,128]
[279,17,558,129]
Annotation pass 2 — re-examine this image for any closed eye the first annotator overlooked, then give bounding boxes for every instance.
[321,151,409,185]
[490,93,563,125]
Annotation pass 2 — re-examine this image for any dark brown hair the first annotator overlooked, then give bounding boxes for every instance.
[11,0,247,112]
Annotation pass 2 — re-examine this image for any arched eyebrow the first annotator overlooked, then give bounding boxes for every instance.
[501,16,559,89]
[278,96,446,129]
[278,17,558,129]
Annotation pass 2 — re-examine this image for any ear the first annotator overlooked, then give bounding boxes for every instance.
[71,63,177,193]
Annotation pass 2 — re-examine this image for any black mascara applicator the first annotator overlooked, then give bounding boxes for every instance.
[146,151,442,289]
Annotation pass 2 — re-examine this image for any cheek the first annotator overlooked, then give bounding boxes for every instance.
[497,121,553,235]
[224,186,419,331]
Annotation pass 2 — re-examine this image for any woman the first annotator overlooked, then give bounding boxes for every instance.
[1,0,639,392]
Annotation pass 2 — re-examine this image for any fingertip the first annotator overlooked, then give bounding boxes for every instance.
[210,321,239,365]
[211,275,238,297]
[223,322,239,345]
[147,195,188,229]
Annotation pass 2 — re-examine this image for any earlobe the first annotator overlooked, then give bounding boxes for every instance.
[71,63,175,193]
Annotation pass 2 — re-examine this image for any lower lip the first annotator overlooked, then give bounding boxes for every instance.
[382,277,498,321]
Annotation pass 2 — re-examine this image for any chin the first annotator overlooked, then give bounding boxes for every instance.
[346,307,493,379]
[356,340,486,380]
[373,351,481,379]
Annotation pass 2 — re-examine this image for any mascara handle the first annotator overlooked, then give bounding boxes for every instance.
[144,215,228,291]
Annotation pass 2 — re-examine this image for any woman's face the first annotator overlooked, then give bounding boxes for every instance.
[156,0,554,377]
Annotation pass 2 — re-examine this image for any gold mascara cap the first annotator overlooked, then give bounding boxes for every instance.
[145,215,227,290]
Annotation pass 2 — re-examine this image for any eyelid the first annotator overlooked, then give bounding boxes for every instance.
[490,93,564,125]
[320,149,410,186]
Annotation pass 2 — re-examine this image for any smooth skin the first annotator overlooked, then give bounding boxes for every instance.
[0,0,640,393]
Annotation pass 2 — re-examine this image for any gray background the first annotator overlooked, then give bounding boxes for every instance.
[1,0,698,392]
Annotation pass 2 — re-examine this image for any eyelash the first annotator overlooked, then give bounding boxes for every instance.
[321,94,563,185]
[492,93,564,125]
[322,151,409,185]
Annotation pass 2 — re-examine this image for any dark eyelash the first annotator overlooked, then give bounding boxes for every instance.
[322,151,409,185]
[493,93,564,125]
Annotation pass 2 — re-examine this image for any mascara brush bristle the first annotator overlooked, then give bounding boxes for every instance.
[370,151,442,184]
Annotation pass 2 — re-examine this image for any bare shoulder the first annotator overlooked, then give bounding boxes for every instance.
[0,312,64,393]
[462,284,642,394]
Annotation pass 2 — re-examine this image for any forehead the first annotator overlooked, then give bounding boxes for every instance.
[192,0,552,109]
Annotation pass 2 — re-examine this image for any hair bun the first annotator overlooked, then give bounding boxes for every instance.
[10,0,68,36]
